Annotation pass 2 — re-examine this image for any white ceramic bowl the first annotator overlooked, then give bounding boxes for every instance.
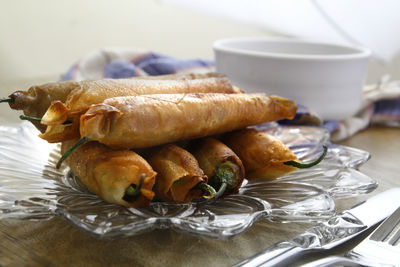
[213,38,371,120]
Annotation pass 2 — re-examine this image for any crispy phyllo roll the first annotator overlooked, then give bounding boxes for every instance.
[41,75,236,126]
[61,139,157,208]
[6,81,80,132]
[78,93,297,149]
[4,72,230,119]
[40,75,237,142]
[222,128,299,180]
[144,144,212,203]
[189,137,245,197]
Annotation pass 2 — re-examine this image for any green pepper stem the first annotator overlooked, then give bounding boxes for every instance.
[0,98,14,103]
[208,161,239,198]
[193,182,227,204]
[284,145,328,169]
[122,174,145,203]
[214,181,228,200]
[20,115,73,125]
[56,137,89,169]
[19,115,42,123]
[196,183,217,199]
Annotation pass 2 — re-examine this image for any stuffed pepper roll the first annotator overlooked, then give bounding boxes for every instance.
[4,72,230,120]
[41,74,236,126]
[222,128,328,180]
[61,139,157,208]
[222,128,304,180]
[5,81,80,132]
[188,137,245,197]
[40,75,238,142]
[78,93,297,149]
[143,144,213,203]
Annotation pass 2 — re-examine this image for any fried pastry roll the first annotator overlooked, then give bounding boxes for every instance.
[41,74,236,126]
[61,139,157,208]
[40,75,238,142]
[6,73,228,117]
[188,137,245,197]
[143,144,210,203]
[221,128,299,180]
[7,81,80,132]
[78,93,297,149]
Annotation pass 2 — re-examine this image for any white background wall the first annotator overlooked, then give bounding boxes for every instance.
[0,0,275,81]
[1,0,399,83]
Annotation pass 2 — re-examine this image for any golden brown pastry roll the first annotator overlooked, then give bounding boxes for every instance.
[41,75,236,126]
[188,137,245,197]
[7,81,80,132]
[61,139,157,208]
[222,128,299,180]
[144,144,210,203]
[6,73,229,118]
[40,75,237,142]
[78,93,297,149]
[4,73,235,133]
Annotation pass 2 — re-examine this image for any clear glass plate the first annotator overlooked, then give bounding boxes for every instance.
[0,122,377,239]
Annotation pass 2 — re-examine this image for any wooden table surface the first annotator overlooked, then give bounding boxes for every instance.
[0,79,399,267]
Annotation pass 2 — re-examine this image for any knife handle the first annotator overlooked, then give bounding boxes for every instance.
[301,256,362,267]
[234,242,305,267]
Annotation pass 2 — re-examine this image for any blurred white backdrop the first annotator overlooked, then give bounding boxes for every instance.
[163,0,400,63]
[0,0,273,81]
[1,0,399,83]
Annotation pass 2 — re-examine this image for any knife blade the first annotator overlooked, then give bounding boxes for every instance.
[234,187,400,267]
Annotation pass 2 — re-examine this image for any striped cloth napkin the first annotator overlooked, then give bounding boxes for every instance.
[62,47,400,142]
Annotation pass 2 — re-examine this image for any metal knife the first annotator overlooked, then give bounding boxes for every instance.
[234,187,400,267]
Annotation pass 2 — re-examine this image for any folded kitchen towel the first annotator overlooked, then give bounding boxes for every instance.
[62,47,400,142]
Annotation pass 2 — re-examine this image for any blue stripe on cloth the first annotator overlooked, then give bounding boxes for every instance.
[373,98,400,117]
[322,120,341,132]
[104,59,138,78]
[62,63,79,81]
[132,52,171,65]
[136,57,214,76]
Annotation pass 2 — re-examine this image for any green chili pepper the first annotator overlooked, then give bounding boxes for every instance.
[212,181,228,200]
[284,145,328,168]
[173,176,217,201]
[56,137,89,168]
[191,182,217,199]
[122,174,145,203]
[208,161,241,199]
[197,183,217,199]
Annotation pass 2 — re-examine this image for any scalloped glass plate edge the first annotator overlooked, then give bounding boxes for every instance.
[0,122,377,239]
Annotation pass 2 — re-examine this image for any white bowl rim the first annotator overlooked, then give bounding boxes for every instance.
[213,37,371,61]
